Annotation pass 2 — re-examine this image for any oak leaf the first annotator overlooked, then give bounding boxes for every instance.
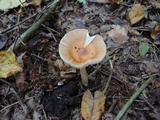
[81,89,106,120]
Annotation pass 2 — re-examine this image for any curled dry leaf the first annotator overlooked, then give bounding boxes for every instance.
[107,25,129,44]
[0,51,22,78]
[129,4,145,24]
[150,24,160,39]
[129,27,141,36]
[81,89,106,120]
[143,62,159,73]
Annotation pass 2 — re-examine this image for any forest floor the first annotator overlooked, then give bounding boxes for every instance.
[0,0,160,120]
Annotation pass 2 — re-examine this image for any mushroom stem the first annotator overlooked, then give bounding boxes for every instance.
[80,67,88,86]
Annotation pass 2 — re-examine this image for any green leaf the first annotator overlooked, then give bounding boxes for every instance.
[139,42,150,57]
[78,0,87,4]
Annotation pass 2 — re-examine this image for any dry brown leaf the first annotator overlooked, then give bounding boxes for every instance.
[129,4,145,24]
[143,62,159,73]
[107,25,129,44]
[16,72,28,92]
[129,28,141,36]
[154,79,160,88]
[81,89,106,120]
[150,24,160,39]
[149,0,160,9]
[48,58,76,79]
[111,0,123,4]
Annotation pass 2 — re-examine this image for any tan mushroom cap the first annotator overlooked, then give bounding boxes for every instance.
[59,29,106,68]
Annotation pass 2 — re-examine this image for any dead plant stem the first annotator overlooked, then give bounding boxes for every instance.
[89,57,110,77]
[114,76,156,120]
[0,101,19,112]
[7,0,60,51]
[103,60,113,94]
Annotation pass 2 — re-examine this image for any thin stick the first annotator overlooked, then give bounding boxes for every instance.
[0,13,38,34]
[7,0,60,51]
[103,60,113,94]
[0,101,19,112]
[114,76,155,120]
[89,57,110,77]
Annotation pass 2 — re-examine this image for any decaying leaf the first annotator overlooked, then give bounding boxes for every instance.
[0,51,22,78]
[48,58,76,78]
[150,24,160,39]
[139,42,150,57]
[0,0,26,11]
[81,89,106,120]
[129,28,140,36]
[129,4,145,24]
[16,72,28,92]
[107,25,129,44]
[143,61,159,73]
[154,79,160,88]
[110,0,123,4]
[0,34,8,49]
[149,0,160,9]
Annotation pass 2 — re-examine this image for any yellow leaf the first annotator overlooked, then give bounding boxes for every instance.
[81,89,106,120]
[0,0,26,11]
[0,51,22,78]
[129,4,145,24]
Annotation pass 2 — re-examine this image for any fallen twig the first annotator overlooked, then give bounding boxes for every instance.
[103,60,113,94]
[114,76,156,120]
[7,0,60,51]
[89,56,110,77]
[0,101,19,112]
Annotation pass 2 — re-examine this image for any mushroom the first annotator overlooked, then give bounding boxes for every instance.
[59,29,106,86]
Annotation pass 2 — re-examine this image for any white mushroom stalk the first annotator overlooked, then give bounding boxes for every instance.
[80,67,88,86]
[80,32,96,86]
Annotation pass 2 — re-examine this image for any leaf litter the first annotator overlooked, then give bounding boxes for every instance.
[0,0,160,120]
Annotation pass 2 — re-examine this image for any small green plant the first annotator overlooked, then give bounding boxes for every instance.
[139,42,150,57]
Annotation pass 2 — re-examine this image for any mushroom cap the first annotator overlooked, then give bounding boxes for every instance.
[59,29,106,68]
